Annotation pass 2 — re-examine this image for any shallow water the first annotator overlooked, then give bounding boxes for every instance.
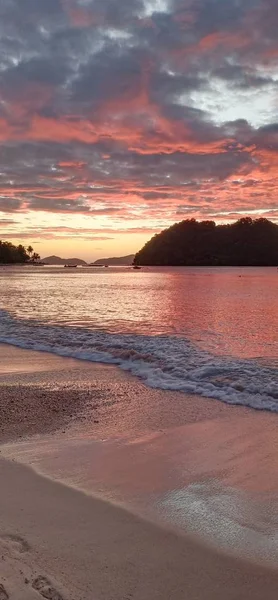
[0,265,277,410]
[3,410,278,567]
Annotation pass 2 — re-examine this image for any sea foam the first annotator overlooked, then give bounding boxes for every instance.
[0,308,277,412]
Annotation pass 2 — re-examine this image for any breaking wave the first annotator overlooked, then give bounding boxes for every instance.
[0,308,277,412]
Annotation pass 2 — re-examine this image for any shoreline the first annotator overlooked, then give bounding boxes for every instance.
[0,342,253,444]
[0,343,100,443]
[2,455,278,600]
[2,343,278,598]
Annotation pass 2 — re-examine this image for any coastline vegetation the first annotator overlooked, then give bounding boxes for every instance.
[134,217,278,266]
[0,241,40,264]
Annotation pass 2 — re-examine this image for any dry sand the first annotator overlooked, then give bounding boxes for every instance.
[1,343,278,599]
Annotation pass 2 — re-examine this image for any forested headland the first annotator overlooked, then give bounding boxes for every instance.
[134,218,278,266]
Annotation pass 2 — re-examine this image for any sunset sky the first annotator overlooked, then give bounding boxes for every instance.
[1,0,278,260]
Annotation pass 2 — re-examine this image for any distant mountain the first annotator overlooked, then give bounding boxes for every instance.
[93,254,135,266]
[134,217,278,266]
[43,255,87,265]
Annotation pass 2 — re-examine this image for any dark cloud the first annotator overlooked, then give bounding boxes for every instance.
[0,0,66,29]
[213,64,277,89]
[0,218,16,224]
[27,197,122,214]
[0,199,22,212]
[70,45,145,110]
[27,198,91,212]
[3,57,72,90]
[0,139,253,210]
[149,71,206,111]
[0,0,276,227]
[87,0,143,25]
[191,0,254,35]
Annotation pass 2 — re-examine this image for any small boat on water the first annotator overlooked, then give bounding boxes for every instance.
[64,264,77,268]
[83,263,105,267]
[133,265,141,270]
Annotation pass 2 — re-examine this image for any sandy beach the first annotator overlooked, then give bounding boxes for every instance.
[1,343,278,599]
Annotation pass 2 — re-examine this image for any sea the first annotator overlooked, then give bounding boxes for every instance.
[0,265,277,412]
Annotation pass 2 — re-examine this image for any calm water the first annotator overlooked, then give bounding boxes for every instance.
[0,265,277,411]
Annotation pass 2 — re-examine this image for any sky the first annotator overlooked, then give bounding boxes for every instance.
[1,0,278,260]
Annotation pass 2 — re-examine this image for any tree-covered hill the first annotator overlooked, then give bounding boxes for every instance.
[134,218,278,266]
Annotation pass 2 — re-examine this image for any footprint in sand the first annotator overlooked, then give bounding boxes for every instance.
[0,584,9,600]
[32,576,64,600]
[1,534,30,554]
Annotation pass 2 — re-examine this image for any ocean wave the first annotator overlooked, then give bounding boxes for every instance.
[0,308,277,412]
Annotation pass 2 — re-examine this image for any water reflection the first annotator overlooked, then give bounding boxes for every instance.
[0,266,277,360]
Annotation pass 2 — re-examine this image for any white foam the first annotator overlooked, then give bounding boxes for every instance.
[158,481,278,566]
[0,308,277,412]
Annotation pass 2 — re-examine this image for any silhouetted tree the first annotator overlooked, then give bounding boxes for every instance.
[27,245,34,259]
[0,241,31,264]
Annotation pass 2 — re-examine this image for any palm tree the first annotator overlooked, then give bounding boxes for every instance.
[27,245,33,260]
[32,252,41,262]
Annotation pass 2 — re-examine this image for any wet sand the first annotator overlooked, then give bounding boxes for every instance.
[0,343,251,443]
[3,456,278,600]
[1,343,278,599]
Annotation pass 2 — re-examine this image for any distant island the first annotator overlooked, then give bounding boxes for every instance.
[43,255,87,265]
[134,218,278,266]
[93,254,135,266]
[0,247,134,266]
[43,254,135,266]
